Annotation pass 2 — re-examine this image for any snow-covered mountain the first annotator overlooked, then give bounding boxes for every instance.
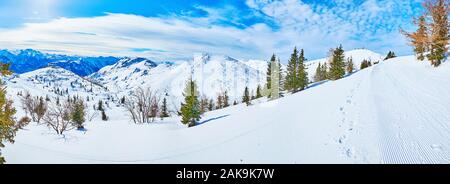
[0,49,120,76]
[90,53,267,107]
[2,48,386,112]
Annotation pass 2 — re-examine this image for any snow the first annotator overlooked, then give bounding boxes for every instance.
[305,49,383,81]
[2,53,449,163]
[90,53,267,110]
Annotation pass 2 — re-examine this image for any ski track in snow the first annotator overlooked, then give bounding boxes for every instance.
[368,61,450,163]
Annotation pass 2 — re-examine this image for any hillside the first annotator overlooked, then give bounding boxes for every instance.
[3,55,449,163]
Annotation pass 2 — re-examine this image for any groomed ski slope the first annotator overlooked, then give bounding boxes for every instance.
[3,56,450,163]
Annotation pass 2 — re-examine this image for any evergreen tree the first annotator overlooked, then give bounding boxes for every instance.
[242,86,250,106]
[199,96,209,114]
[425,0,449,67]
[277,58,284,93]
[216,93,223,109]
[0,63,17,164]
[297,49,308,91]
[180,79,201,127]
[285,47,298,92]
[160,97,169,119]
[267,56,282,100]
[223,91,229,108]
[328,45,346,80]
[266,54,276,90]
[233,100,238,105]
[97,100,104,111]
[384,51,397,60]
[256,85,262,98]
[321,62,328,79]
[71,99,86,129]
[346,57,354,74]
[360,59,370,70]
[208,99,214,111]
[314,63,323,82]
[120,96,126,104]
[101,110,108,121]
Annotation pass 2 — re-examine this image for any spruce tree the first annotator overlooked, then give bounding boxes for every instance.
[285,47,298,92]
[120,96,126,104]
[384,51,397,60]
[425,0,449,67]
[160,97,169,119]
[256,85,262,98]
[360,59,370,70]
[346,57,354,74]
[0,63,17,164]
[216,93,223,109]
[180,79,201,127]
[242,86,250,106]
[223,91,229,108]
[101,110,108,121]
[297,49,308,91]
[266,54,275,90]
[71,99,86,129]
[321,62,328,80]
[200,96,209,114]
[97,100,103,111]
[314,63,322,82]
[208,99,214,111]
[328,45,346,80]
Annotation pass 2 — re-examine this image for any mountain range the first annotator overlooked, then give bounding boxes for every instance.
[2,48,384,107]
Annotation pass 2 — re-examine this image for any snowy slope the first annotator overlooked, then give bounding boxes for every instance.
[305,49,384,81]
[3,55,449,163]
[4,66,115,123]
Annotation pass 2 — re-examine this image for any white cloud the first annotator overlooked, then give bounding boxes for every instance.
[0,0,421,62]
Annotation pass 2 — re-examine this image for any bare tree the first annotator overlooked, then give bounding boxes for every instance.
[87,109,99,122]
[20,92,47,123]
[20,91,34,119]
[125,87,160,124]
[43,102,74,135]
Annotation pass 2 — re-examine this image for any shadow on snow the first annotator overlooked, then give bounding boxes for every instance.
[197,114,230,126]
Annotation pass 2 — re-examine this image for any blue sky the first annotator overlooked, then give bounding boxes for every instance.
[0,0,424,62]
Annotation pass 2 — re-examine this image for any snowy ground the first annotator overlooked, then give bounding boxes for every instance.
[3,56,450,163]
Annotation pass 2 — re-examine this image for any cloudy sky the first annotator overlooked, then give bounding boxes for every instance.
[0,0,423,62]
